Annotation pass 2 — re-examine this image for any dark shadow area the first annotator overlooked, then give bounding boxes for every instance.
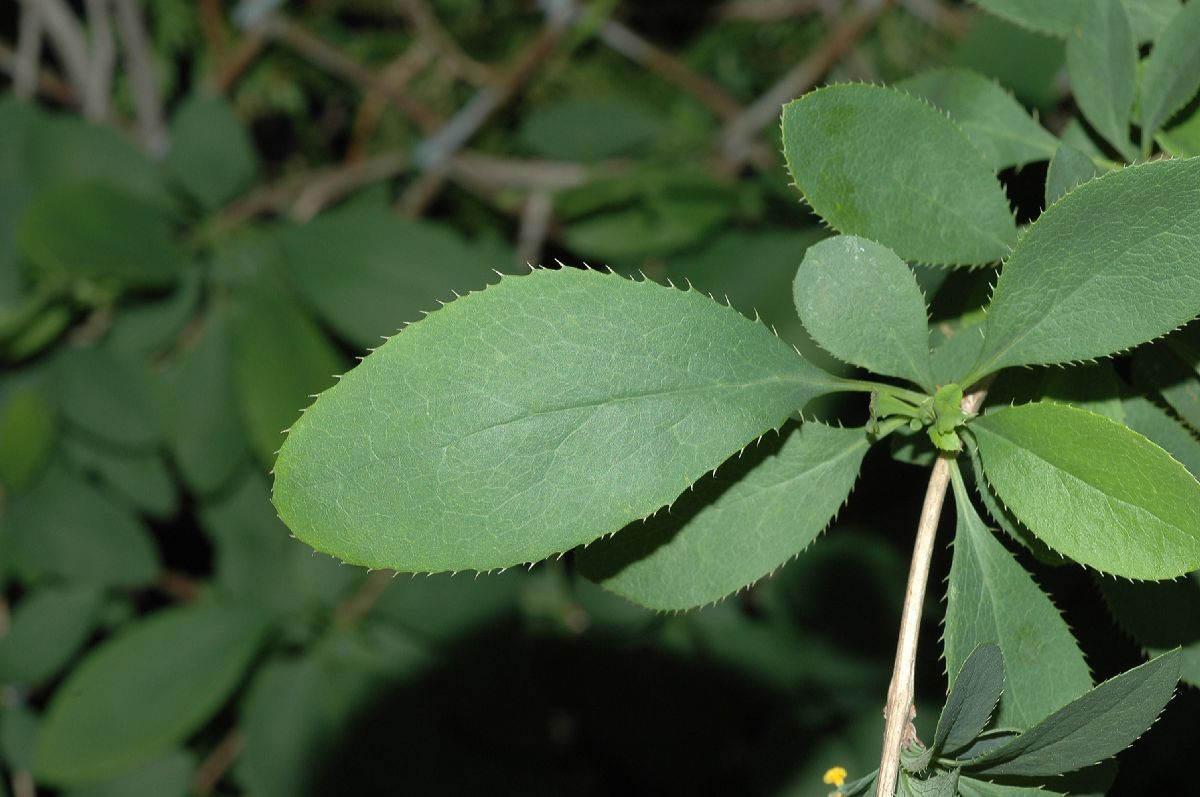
[310,625,827,797]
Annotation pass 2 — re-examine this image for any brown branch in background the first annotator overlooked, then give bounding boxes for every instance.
[719,0,889,167]
[113,0,167,155]
[83,0,116,121]
[0,41,77,105]
[192,727,244,796]
[598,20,743,121]
[19,0,91,100]
[157,569,203,603]
[517,188,554,266]
[717,0,824,21]
[346,44,436,162]
[335,569,397,626]
[395,0,493,86]
[211,32,265,94]
[291,151,410,221]
[11,771,34,797]
[13,2,43,100]
[197,0,230,61]
[256,14,442,133]
[448,153,595,191]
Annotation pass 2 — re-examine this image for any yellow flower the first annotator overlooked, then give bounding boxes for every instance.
[823,766,848,787]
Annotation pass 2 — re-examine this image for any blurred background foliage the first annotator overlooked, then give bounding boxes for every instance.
[0,1,1193,795]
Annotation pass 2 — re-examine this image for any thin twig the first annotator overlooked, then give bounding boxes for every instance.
[335,569,397,625]
[291,151,410,221]
[113,0,167,154]
[346,44,436,161]
[395,0,492,86]
[20,0,91,97]
[192,727,244,795]
[11,771,34,797]
[0,40,79,105]
[718,0,889,166]
[197,0,230,61]
[597,20,743,121]
[517,188,554,266]
[83,0,116,121]
[875,384,990,797]
[256,14,441,132]
[13,2,43,100]
[211,31,265,93]
[717,0,824,21]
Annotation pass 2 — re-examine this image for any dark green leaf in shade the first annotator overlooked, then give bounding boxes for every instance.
[963,650,1180,777]
[54,346,159,449]
[33,602,267,788]
[896,68,1057,169]
[276,207,499,350]
[1139,0,1200,147]
[64,751,196,797]
[577,423,869,610]
[1065,0,1137,159]
[167,93,257,209]
[232,289,343,464]
[934,645,1004,756]
[0,586,102,686]
[781,84,1017,266]
[274,267,844,573]
[1,465,159,588]
[19,181,183,290]
[1043,144,1101,208]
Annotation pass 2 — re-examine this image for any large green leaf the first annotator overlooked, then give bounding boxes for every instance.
[896,68,1058,170]
[1139,0,1200,148]
[969,159,1200,382]
[972,402,1200,579]
[33,601,267,787]
[1127,0,1182,42]
[0,586,102,687]
[946,465,1092,727]
[577,422,868,610]
[19,181,183,290]
[1121,395,1200,477]
[1065,0,1136,159]
[793,235,934,390]
[276,207,498,350]
[274,267,844,573]
[781,84,1017,266]
[968,0,1082,37]
[233,289,343,464]
[964,650,1179,777]
[934,644,1004,756]
[167,93,257,209]
[54,346,159,449]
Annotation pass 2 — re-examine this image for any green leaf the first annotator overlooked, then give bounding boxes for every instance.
[969,159,1200,382]
[968,0,1082,37]
[896,68,1058,170]
[233,289,342,464]
[519,96,663,161]
[1139,0,1200,147]
[54,346,160,449]
[900,769,959,797]
[0,586,102,686]
[1043,144,1101,206]
[946,465,1092,727]
[935,645,1005,756]
[64,436,177,519]
[952,15,1064,108]
[33,601,267,788]
[1134,332,1200,432]
[19,181,183,290]
[164,311,247,494]
[972,401,1200,579]
[781,84,1017,266]
[1157,102,1200,157]
[1065,0,1137,159]
[273,267,844,573]
[276,207,498,350]
[0,384,56,491]
[576,422,869,610]
[105,268,201,360]
[1,465,159,588]
[793,235,934,390]
[0,705,38,771]
[1121,395,1200,477]
[958,777,1064,797]
[65,751,195,797]
[1100,569,1200,688]
[964,649,1180,777]
[167,93,257,209]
